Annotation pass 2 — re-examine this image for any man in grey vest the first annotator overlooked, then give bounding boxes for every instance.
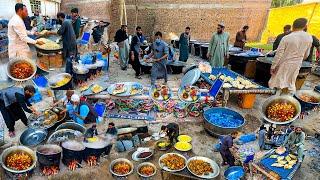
[0,85,39,137]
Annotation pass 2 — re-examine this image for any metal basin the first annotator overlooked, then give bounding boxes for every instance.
[0,146,37,174]
[20,128,47,147]
[55,122,86,134]
[203,107,245,136]
[110,158,134,177]
[295,90,320,110]
[6,58,37,81]
[137,162,157,178]
[261,95,301,125]
[224,166,245,180]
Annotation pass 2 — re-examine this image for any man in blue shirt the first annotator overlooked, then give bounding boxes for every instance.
[146,31,169,85]
[220,132,238,166]
[70,94,98,125]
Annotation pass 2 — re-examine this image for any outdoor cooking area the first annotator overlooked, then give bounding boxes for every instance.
[1,0,320,180]
[0,49,320,179]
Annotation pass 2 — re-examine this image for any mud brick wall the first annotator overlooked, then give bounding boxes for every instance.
[61,0,272,43]
[60,0,112,21]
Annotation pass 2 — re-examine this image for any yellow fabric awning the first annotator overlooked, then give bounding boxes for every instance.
[261,3,320,43]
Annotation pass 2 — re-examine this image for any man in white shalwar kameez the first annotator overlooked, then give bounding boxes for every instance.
[269,18,312,94]
[8,3,44,59]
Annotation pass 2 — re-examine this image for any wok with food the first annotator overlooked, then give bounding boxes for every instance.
[262,95,301,125]
[49,73,72,88]
[1,146,37,173]
[187,156,220,179]
[7,59,36,81]
[5,152,33,171]
[159,153,186,172]
[137,162,157,178]
[35,38,61,50]
[112,83,126,95]
[266,102,296,122]
[110,158,134,177]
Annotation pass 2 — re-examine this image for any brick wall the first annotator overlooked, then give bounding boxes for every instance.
[60,0,272,43]
[60,0,111,21]
[110,0,272,43]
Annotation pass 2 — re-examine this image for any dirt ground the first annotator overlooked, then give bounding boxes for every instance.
[0,48,320,180]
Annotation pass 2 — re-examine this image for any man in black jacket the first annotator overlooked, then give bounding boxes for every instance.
[114,25,129,70]
[92,21,109,43]
[130,26,144,79]
[273,25,291,51]
[0,85,39,137]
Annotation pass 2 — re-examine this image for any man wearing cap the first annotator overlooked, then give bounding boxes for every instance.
[207,23,230,67]
[70,94,98,125]
[282,126,305,162]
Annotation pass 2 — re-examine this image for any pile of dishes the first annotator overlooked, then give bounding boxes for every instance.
[29,107,65,129]
[150,84,172,102]
[178,85,200,103]
[107,82,143,96]
[174,135,192,152]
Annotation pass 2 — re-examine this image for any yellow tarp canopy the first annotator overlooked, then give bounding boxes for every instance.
[261,2,320,44]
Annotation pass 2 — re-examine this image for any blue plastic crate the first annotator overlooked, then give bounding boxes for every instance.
[32,75,48,88]
[94,102,106,117]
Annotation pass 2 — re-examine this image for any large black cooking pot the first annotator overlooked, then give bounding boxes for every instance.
[36,144,62,168]
[61,140,85,165]
[82,139,111,159]
[194,42,201,56]
[200,43,209,60]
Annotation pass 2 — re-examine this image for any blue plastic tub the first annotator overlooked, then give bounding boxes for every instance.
[224,166,245,180]
[29,88,42,103]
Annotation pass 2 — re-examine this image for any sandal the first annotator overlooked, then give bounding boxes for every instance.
[9,131,15,138]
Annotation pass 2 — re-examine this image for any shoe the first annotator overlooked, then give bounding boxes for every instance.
[9,131,15,138]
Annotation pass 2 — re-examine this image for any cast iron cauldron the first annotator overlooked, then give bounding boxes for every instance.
[61,140,85,165]
[36,144,62,168]
[82,137,112,159]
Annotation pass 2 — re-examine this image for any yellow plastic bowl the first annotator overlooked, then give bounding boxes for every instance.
[178,135,192,143]
[174,142,192,152]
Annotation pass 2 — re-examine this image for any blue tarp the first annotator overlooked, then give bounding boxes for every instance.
[260,152,298,179]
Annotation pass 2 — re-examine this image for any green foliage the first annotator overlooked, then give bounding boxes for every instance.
[271,0,303,8]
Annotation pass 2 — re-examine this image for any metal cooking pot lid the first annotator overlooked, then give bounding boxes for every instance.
[180,68,201,87]
[20,128,47,146]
